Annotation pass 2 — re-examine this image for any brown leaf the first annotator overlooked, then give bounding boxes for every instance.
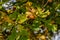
[48,0,52,3]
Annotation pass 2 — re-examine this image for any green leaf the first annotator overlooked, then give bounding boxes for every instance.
[7,28,18,40]
[55,16,60,24]
[18,30,28,40]
[9,11,19,20]
[16,14,28,24]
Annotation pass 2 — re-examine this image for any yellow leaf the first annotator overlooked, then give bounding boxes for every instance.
[41,15,47,18]
[40,35,46,40]
[26,1,32,7]
[3,16,13,23]
[7,10,13,14]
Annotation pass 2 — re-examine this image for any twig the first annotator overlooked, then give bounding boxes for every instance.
[43,0,48,8]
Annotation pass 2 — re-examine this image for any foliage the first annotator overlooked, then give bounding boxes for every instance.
[0,0,60,40]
